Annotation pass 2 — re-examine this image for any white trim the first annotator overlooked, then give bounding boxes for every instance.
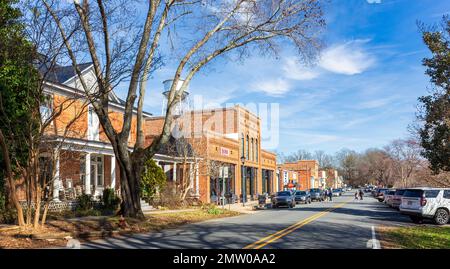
[43,81,153,118]
[61,64,94,85]
[85,153,91,195]
[111,155,116,190]
[53,151,60,201]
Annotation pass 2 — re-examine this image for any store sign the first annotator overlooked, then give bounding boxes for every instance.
[220,147,230,156]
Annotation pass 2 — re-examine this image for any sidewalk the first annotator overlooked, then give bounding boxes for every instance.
[143,208,198,215]
[220,200,260,214]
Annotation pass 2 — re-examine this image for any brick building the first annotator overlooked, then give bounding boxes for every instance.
[321,168,343,189]
[279,160,320,190]
[28,63,197,202]
[27,63,277,204]
[145,105,278,204]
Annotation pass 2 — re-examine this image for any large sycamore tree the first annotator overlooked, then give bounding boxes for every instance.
[33,0,326,218]
[418,16,450,173]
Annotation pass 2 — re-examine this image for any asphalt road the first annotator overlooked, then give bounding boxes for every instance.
[81,192,412,249]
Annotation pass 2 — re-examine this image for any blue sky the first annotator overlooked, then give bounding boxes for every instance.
[119,0,450,155]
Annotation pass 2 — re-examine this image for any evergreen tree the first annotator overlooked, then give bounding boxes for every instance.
[418,16,450,173]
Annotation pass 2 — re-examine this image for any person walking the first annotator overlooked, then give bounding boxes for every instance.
[359,189,364,200]
[354,191,359,201]
[328,188,333,202]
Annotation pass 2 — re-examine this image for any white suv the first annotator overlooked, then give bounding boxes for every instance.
[400,188,450,225]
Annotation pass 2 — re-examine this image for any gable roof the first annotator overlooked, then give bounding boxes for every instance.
[38,61,152,117]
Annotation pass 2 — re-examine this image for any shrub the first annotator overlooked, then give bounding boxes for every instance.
[203,204,223,215]
[102,188,120,212]
[74,208,102,217]
[76,194,94,211]
[141,159,166,203]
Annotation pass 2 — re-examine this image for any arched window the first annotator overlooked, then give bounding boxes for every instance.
[255,139,258,162]
[251,138,254,161]
[246,135,249,160]
[241,134,244,158]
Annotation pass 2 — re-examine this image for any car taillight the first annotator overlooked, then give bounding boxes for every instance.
[420,196,427,206]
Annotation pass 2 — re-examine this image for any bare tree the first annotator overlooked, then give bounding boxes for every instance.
[385,139,423,188]
[335,148,359,185]
[313,150,334,168]
[281,149,313,162]
[33,0,326,217]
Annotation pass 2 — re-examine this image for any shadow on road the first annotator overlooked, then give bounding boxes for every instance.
[81,195,414,249]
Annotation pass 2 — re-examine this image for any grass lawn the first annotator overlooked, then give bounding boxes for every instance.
[379,225,450,249]
[0,207,240,248]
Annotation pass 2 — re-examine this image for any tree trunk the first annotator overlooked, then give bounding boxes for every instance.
[0,130,25,226]
[40,199,50,228]
[33,186,41,229]
[115,144,144,219]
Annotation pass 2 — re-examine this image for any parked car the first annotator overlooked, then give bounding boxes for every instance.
[391,189,406,209]
[331,189,340,196]
[272,191,295,208]
[400,188,450,225]
[384,190,396,206]
[309,188,325,202]
[375,188,389,202]
[294,190,311,204]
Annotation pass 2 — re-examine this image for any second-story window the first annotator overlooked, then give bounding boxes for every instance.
[40,94,53,124]
[246,135,249,160]
[251,138,254,161]
[255,139,258,162]
[88,106,99,141]
[241,134,244,158]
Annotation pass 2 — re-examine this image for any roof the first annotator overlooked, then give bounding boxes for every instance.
[156,136,195,158]
[43,63,93,84]
[38,61,152,116]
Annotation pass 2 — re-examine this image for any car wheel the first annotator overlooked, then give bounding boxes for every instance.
[410,216,423,224]
[434,209,449,225]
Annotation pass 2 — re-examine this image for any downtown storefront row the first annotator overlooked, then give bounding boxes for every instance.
[145,105,278,204]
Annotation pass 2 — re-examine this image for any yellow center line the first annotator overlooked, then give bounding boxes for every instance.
[243,201,350,249]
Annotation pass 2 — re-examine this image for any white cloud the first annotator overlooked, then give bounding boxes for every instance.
[282,59,320,81]
[251,79,291,97]
[319,40,376,75]
[356,96,398,109]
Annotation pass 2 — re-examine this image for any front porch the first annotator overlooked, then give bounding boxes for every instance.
[47,138,199,204]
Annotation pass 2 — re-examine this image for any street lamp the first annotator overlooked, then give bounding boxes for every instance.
[241,156,246,207]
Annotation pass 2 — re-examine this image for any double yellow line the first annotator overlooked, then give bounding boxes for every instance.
[243,201,349,249]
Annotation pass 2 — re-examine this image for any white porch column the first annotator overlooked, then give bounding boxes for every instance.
[85,153,91,195]
[111,155,116,190]
[163,164,170,173]
[53,152,61,201]
[195,162,199,196]
[173,162,177,182]
[189,163,194,189]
